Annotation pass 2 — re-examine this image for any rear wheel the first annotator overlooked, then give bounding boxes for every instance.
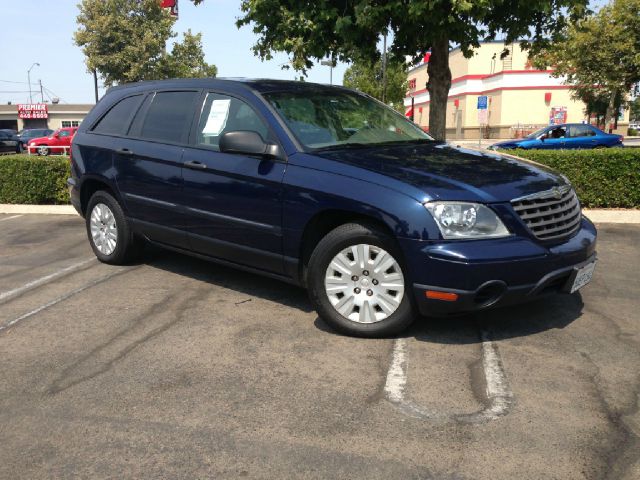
[86,191,142,264]
[307,223,414,337]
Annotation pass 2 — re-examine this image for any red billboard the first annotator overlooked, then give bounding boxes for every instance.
[160,0,178,17]
[18,104,48,120]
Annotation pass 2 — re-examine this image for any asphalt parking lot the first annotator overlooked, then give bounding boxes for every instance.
[1,213,639,479]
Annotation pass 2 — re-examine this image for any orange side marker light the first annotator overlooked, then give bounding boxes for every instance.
[425,290,459,302]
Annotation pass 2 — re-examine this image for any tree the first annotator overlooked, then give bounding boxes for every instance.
[630,96,640,122]
[343,55,407,108]
[533,0,640,129]
[75,0,216,87]
[202,0,588,140]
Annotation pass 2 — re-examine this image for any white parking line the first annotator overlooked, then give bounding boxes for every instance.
[384,331,514,423]
[0,267,135,333]
[0,215,23,222]
[0,258,96,304]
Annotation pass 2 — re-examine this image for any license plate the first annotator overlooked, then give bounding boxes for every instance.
[570,261,596,293]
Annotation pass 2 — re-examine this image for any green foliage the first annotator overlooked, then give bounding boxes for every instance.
[532,0,640,126]
[504,148,640,208]
[343,55,407,108]
[630,97,640,122]
[75,0,216,86]
[0,155,70,204]
[222,0,588,140]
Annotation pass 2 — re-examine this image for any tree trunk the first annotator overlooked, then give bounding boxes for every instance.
[604,90,618,133]
[426,37,451,141]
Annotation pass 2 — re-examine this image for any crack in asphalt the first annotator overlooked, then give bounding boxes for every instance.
[47,284,211,395]
[576,305,640,480]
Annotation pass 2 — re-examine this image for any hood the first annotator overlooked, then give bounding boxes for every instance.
[315,141,567,203]
[490,139,528,148]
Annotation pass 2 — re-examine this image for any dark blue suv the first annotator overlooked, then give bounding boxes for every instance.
[69,79,597,337]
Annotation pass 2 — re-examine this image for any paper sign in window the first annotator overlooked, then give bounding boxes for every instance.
[202,99,231,135]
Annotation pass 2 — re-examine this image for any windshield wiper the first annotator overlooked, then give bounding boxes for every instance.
[314,142,370,151]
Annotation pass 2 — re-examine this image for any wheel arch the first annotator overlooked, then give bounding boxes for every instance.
[79,176,120,216]
[297,209,401,286]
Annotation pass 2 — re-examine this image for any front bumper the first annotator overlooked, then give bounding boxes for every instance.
[402,216,597,316]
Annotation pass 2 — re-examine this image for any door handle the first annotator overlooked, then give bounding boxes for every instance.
[116,148,133,156]
[184,160,207,170]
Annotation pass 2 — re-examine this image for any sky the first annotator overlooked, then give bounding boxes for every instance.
[0,0,608,106]
[0,0,349,105]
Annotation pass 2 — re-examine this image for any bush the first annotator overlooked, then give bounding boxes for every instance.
[502,148,640,208]
[0,154,70,204]
[628,128,638,136]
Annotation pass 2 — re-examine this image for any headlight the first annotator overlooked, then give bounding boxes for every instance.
[424,202,510,239]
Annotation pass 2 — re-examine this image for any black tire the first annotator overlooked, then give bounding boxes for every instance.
[85,190,142,265]
[37,145,49,156]
[307,222,415,337]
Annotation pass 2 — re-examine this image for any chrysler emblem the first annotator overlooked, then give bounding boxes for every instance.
[552,187,562,199]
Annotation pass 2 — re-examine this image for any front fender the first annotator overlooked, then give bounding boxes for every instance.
[281,163,441,262]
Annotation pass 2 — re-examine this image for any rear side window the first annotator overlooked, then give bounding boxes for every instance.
[92,95,143,136]
[139,91,198,143]
[569,125,596,138]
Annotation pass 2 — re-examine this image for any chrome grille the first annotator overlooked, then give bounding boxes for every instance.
[511,185,581,241]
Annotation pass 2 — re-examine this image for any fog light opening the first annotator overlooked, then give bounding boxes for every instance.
[474,281,507,307]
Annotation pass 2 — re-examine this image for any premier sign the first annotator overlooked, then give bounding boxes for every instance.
[17,104,48,119]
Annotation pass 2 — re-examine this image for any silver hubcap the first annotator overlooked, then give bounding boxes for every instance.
[38,146,47,155]
[324,244,405,323]
[90,203,118,255]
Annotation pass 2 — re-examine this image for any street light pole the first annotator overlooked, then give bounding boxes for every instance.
[27,63,40,103]
[320,59,334,85]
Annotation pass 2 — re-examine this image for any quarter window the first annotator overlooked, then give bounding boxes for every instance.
[196,93,269,150]
[92,95,142,135]
[569,125,596,138]
[140,91,198,143]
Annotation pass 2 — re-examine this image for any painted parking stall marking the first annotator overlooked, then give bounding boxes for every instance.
[0,266,138,333]
[0,258,96,304]
[384,331,514,423]
[0,215,23,222]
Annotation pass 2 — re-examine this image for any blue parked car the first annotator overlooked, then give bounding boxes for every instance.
[69,79,597,337]
[490,123,623,150]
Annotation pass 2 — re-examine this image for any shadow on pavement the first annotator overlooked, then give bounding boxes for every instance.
[139,245,314,313]
[137,244,585,344]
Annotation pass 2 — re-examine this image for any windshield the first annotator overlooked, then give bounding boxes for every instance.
[526,127,549,139]
[264,89,434,149]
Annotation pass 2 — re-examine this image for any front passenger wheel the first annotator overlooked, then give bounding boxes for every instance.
[307,222,414,337]
[86,191,141,264]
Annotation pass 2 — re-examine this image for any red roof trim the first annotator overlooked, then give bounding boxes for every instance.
[407,70,556,97]
[410,85,572,106]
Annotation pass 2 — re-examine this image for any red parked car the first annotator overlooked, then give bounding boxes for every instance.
[28,127,77,156]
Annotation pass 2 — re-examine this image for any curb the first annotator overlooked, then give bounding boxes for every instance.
[0,204,77,215]
[1,204,639,224]
[583,209,640,224]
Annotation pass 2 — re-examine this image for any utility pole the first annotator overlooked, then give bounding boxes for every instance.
[27,62,40,103]
[93,69,99,103]
[39,79,44,103]
[382,32,388,103]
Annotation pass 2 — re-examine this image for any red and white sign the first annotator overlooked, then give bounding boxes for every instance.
[160,0,178,17]
[18,104,48,119]
[549,106,567,125]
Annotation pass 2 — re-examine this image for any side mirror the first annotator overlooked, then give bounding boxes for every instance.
[219,130,283,159]
[53,132,60,138]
